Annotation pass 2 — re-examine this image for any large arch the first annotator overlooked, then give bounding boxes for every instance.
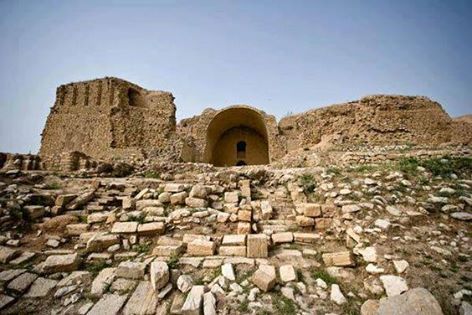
[204,106,270,166]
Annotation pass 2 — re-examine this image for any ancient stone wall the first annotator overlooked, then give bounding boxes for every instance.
[38,78,471,170]
[39,77,176,166]
[279,95,472,152]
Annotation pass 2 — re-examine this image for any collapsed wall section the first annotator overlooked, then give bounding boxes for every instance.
[39,77,176,170]
[279,95,472,152]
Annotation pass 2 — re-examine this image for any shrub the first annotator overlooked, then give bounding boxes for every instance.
[300,173,316,194]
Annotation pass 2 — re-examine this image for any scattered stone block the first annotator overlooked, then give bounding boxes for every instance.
[181,285,204,315]
[67,223,89,236]
[116,261,146,280]
[122,197,136,210]
[86,233,120,252]
[203,292,217,315]
[279,265,297,282]
[55,194,77,207]
[221,263,236,281]
[342,204,361,214]
[0,246,19,263]
[24,205,45,219]
[150,261,169,291]
[393,260,409,274]
[322,251,355,267]
[379,275,408,297]
[0,269,26,282]
[24,277,58,297]
[377,287,442,315]
[330,284,347,305]
[88,293,128,315]
[251,266,276,292]
[177,275,193,293]
[247,234,268,258]
[91,268,116,297]
[123,281,158,315]
[43,253,80,273]
[7,272,38,293]
[0,294,14,310]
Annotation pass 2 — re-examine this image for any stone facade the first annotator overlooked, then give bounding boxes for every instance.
[32,77,472,170]
[39,77,176,169]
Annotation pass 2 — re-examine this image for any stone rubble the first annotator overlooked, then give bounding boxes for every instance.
[0,155,470,314]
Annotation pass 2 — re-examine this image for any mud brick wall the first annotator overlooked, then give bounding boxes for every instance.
[279,95,472,152]
[39,77,177,163]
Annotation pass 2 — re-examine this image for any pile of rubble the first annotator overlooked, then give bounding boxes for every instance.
[0,156,471,314]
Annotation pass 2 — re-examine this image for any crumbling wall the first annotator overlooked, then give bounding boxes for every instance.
[279,95,472,152]
[39,77,176,166]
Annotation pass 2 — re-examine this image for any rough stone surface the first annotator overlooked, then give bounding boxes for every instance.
[377,287,443,315]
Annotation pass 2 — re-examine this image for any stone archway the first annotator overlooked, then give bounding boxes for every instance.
[204,106,270,166]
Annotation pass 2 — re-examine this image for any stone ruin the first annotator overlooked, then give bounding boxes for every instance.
[31,77,472,172]
[0,77,471,315]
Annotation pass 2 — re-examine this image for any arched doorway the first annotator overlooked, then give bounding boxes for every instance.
[204,106,270,166]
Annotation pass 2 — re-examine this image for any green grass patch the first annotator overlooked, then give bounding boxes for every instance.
[86,261,110,276]
[134,243,151,254]
[312,268,337,285]
[272,295,297,315]
[299,173,316,194]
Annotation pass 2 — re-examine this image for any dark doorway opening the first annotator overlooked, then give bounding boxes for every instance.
[237,141,246,159]
[236,160,247,166]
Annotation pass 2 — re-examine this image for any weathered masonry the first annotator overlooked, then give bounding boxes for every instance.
[39,77,472,170]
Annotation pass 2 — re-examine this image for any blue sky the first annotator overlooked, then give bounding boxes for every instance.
[1,0,471,153]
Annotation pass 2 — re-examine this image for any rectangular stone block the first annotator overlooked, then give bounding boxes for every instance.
[218,246,246,257]
[111,222,138,234]
[271,232,293,244]
[293,232,319,244]
[187,239,216,256]
[137,222,165,235]
[247,234,268,258]
[321,204,337,217]
[322,251,355,267]
[296,215,315,227]
[238,209,252,222]
[315,218,332,230]
[222,234,246,246]
[42,253,80,273]
[116,261,146,280]
[303,203,322,217]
